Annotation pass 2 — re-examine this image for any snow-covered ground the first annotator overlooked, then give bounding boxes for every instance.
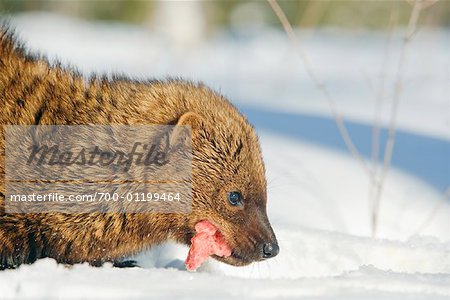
[1,12,449,299]
[1,230,450,299]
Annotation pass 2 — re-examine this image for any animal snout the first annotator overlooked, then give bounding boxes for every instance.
[262,241,279,259]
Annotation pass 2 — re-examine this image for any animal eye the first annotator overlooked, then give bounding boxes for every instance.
[227,191,243,206]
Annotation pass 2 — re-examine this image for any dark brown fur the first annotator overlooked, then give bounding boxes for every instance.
[0,27,277,269]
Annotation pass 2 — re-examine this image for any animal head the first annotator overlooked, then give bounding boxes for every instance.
[174,98,279,266]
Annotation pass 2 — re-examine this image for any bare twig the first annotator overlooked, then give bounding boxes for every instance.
[371,0,423,237]
[267,0,371,176]
[368,5,398,235]
[371,8,398,173]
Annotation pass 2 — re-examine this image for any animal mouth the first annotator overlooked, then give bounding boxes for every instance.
[212,250,253,266]
[208,224,256,265]
[208,227,252,264]
[185,220,232,270]
[185,219,256,268]
[230,251,247,261]
[212,231,255,265]
[230,252,254,265]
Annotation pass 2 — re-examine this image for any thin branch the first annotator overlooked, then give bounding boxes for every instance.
[368,5,398,234]
[371,0,423,237]
[267,0,371,176]
[371,7,398,172]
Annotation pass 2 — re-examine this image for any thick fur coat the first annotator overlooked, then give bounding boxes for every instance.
[0,27,277,269]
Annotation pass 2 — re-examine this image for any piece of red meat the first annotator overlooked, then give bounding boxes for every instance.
[185,220,232,271]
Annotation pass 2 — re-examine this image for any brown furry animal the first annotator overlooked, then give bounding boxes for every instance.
[0,27,279,269]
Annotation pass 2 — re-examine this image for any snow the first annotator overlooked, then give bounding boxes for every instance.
[1,12,449,299]
[9,13,450,140]
[260,133,449,241]
[1,230,450,299]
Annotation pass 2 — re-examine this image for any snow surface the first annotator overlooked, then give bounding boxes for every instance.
[1,227,450,299]
[1,12,449,299]
[1,231,450,299]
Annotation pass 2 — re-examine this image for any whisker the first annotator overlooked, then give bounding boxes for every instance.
[249,262,255,279]
[266,260,272,279]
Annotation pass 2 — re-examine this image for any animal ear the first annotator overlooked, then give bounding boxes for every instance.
[169,112,205,152]
[176,112,205,130]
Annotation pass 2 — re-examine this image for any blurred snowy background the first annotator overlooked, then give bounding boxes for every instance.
[0,1,449,299]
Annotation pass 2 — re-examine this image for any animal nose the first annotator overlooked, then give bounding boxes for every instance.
[262,242,279,258]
